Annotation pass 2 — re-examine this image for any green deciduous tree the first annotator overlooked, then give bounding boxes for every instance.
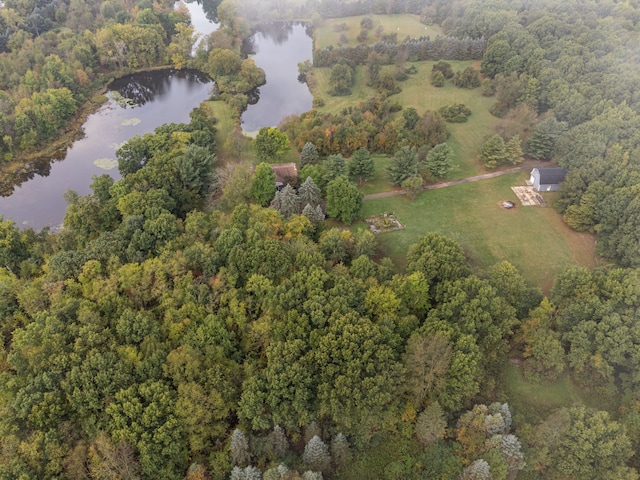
[250,162,276,206]
[329,63,353,96]
[255,127,291,162]
[326,176,362,225]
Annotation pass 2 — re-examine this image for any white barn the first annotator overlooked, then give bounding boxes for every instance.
[529,168,567,192]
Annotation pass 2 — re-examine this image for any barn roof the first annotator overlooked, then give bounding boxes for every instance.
[532,167,567,185]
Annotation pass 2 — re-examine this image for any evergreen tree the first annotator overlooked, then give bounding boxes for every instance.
[504,135,523,165]
[298,177,322,209]
[387,146,417,185]
[425,143,455,179]
[323,154,348,185]
[304,421,321,444]
[330,433,351,468]
[303,436,331,473]
[302,472,323,480]
[479,134,507,169]
[276,184,300,218]
[461,459,491,480]
[525,117,568,160]
[266,425,289,460]
[250,162,276,206]
[348,147,374,186]
[300,142,320,167]
[302,203,325,224]
[230,429,250,467]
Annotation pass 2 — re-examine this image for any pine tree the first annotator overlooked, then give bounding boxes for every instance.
[504,135,523,165]
[348,147,374,186]
[302,203,324,223]
[302,472,323,480]
[479,134,507,169]
[330,433,351,467]
[230,429,250,466]
[298,177,322,209]
[425,143,455,179]
[300,142,320,167]
[323,154,348,185]
[276,184,300,218]
[501,434,525,475]
[387,146,417,185]
[303,436,331,473]
[267,425,289,460]
[304,421,321,444]
[461,459,492,480]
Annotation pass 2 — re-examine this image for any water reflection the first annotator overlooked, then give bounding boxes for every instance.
[241,22,313,133]
[183,0,221,23]
[109,69,211,106]
[0,69,213,230]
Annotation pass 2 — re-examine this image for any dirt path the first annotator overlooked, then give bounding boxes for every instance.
[363,165,533,200]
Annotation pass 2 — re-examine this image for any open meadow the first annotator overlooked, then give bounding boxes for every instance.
[313,60,498,179]
[356,172,597,291]
[314,14,442,50]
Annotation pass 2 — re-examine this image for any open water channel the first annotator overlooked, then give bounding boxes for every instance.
[0,1,312,230]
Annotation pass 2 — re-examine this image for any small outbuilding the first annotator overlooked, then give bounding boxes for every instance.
[529,167,567,192]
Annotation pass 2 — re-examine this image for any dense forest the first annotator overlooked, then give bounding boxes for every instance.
[2,0,640,479]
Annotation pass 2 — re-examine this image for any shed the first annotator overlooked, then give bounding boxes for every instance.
[529,168,567,192]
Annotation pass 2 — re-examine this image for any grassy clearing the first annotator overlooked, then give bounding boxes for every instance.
[314,14,442,50]
[312,66,376,114]
[356,172,597,291]
[355,154,397,195]
[313,60,498,179]
[501,362,613,425]
[394,60,497,178]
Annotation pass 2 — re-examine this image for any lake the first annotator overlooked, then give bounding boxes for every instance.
[0,3,313,231]
[0,69,213,231]
[241,22,313,134]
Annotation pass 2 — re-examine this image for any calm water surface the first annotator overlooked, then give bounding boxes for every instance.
[241,22,313,133]
[0,70,212,230]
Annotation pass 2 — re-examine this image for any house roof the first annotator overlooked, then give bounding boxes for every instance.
[270,163,298,184]
[532,167,567,185]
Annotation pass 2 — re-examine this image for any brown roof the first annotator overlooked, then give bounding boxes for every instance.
[270,162,298,184]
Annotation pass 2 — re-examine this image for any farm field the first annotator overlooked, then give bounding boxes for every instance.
[314,14,442,50]
[356,172,597,291]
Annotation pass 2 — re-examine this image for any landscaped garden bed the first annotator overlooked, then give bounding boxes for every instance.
[365,212,405,234]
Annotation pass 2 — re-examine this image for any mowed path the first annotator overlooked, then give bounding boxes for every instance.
[363,165,533,200]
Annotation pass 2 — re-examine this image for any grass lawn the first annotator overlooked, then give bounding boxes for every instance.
[314,14,442,50]
[356,154,398,195]
[355,172,597,292]
[501,362,614,425]
[312,66,376,114]
[313,60,498,180]
[394,60,498,178]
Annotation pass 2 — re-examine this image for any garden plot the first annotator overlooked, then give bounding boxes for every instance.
[511,186,546,206]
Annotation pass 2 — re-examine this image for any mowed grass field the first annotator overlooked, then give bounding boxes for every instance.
[355,173,597,291]
[313,60,498,179]
[314,14,442,50]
